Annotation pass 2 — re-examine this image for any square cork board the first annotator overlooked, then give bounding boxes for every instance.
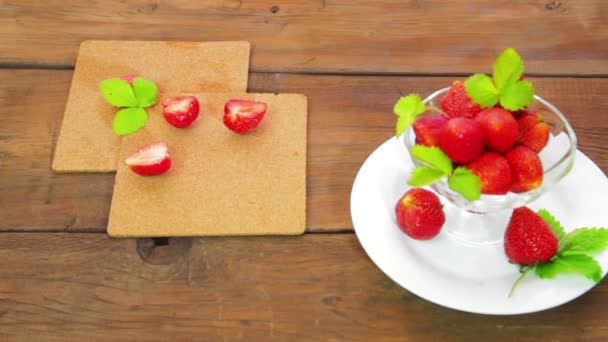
[107,93,307,237]
[52,40,250,172]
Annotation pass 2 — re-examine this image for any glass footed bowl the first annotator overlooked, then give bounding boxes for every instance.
[403,88,577,245]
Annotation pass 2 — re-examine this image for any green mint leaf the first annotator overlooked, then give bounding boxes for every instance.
[408,166,446,187]
[537,209,566,241]
[493,48,524,91]
[464,73,499,108]
[99,79,138,108]
[448,167,481,201]
[395,115,413,137]
[113,107,148,136]
[410,145,453,175]
[535,254,602,283]
[394,94,426,137]
[132,77,158,108]
[499,80,534,111]
[560,228,608,256]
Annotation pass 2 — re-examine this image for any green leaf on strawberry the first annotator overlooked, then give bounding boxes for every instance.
[408,167,446,187]
[464,74,499,108]
[493,48,524,91]
[500,80,534,111]
[393,94,426,137]
[410,145,453,175]
[100,79,139,107]
[535,254,602,282]
[447,167,480,201]
[465,48,534,111]
[100,76,158,136]
[559,228,608,256]
[132,77,158,108]
[113,107,148,136]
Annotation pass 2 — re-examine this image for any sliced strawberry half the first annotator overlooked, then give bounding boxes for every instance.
[223,99,268,134]
[126,142,172,176]
[162,96,200,128]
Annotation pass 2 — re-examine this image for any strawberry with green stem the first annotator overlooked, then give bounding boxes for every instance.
[505,207,608,297]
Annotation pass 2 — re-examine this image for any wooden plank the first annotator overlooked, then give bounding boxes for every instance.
[1,70,608,232]
[1,1,607,75]
[0,233,606,341]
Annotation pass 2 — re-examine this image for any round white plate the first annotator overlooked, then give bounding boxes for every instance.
[350,137,608,315]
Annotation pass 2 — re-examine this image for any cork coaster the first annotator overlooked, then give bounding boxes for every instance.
[52,40,250,172]
[108,93,307,237]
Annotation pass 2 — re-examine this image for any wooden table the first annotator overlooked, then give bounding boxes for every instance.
[1,1,608,340]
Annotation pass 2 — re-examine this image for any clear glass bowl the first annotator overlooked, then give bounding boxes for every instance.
[403,88,578,245]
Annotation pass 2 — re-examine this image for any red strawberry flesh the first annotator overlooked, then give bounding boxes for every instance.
[126,142,172,176]
[223,99,268,134]
[162,96,200,128]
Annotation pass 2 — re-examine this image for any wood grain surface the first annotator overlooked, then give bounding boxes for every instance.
[1,1,607,75]
[0,233,607,341]
[1,70,607,232]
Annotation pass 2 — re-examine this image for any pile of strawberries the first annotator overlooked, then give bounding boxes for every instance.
[413,81,550,195]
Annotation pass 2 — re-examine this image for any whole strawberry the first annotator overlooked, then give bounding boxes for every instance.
[475,107,519,153]
[395,188,445,240]
[519,122,550,152]
[413,115,448,147]
[505,145,543,193]
[465,151,512,195]
[440,81,483,119]
[504,207,558,265]
[438,117,485,163]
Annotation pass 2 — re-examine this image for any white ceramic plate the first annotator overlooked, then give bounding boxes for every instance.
[350,137,608,315]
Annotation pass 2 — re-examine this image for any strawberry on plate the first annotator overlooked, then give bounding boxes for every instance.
[223,99,268,134]
[504,207,558,266]
[162,96,200,128]
[395,188,445,240]
[125,142,172,176]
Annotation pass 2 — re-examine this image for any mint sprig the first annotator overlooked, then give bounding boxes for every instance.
[393,94,426,137]
[465,48,535,111]
[509,209,608,297]
[99,77,158,136]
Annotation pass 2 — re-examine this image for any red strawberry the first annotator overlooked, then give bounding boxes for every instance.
[519,122,550,153]
[504,207,558,265]
[120,74,137,85]
[223,99,268,134]
[475,107,519,153]
[440,81,483,119]
[516,111,543,137]
[162,96,200,128]
[395,188,445,240]
[126,142,172,176]
[438,117,485,163]
[413,115,448,146]
[465,152,512,195]
[505,145,543,193]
